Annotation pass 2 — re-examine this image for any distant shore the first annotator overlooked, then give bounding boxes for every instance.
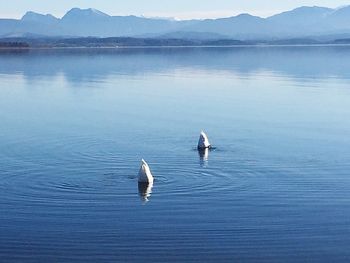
[1,37,350,50]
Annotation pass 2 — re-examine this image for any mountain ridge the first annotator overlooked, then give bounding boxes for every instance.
[1,6,350,40]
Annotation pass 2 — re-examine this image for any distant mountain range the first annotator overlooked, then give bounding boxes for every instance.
[1,6,350,40]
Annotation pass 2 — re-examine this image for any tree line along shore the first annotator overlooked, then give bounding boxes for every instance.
[1,37,350,49]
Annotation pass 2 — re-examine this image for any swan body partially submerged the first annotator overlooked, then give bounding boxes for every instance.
[138,159,154,183]
[197,131,211,149]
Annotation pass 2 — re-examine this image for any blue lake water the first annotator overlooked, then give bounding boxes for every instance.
[0,46,350,262]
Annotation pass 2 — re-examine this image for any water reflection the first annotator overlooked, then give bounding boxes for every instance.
[1,46,350,83]
[1,46,350,262]
[138,182,153,204]
[198,148,209,167]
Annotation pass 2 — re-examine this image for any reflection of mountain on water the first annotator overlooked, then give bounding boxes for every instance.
[1,46,350,83]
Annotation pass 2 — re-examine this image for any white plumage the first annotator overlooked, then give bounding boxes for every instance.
[197,131,211,149]
[138,159,154,183]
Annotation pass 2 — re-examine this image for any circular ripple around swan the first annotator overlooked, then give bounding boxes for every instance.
[1,134,330,204]
[145,152,258,198]
[0,135,138,204]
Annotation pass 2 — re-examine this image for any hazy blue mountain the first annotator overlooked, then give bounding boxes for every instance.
[324,6,350,30]
[157,31,229,40]
[0,19,18,36]
[264,6,334,37]
[1,6,350,40]
[62,8,110,21]
[22,11,59,24]
[60,8,112,36]
[181,14,268,39]
[59,8,179,37]
[268,6,333,25]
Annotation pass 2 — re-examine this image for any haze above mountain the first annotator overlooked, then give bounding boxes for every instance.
[1,6,350,40]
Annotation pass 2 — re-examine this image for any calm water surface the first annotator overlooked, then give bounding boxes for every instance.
[0,47,350,262]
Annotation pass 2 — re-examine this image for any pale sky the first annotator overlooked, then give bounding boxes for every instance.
[1,0,350,20]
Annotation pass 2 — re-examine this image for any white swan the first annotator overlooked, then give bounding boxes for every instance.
[198,131,211,149]
[138,159,154,183]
